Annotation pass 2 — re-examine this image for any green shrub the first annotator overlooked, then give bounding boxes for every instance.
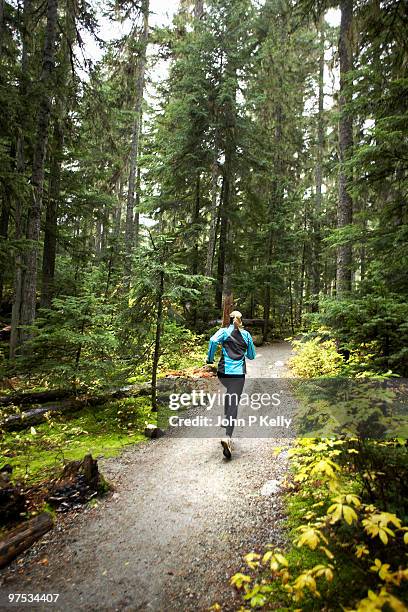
[290,337,344,378]
[317,295,408,376]
[229,439,408,611]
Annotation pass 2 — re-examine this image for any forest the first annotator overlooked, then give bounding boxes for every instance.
[0,0,407,610]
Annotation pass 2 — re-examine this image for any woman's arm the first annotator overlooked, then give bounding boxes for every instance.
[206,328,226,363]
[245,332,256,360]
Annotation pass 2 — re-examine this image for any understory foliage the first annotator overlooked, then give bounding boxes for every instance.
[229,439,408,611]
[227,337,408,610]
[0,396,153,485]
[289,335,344,378]
[312,296,408,376]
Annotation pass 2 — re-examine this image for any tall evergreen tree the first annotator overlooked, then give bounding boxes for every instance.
[10,0,59,354]
[124,0,150,287]
[336,0,353,295]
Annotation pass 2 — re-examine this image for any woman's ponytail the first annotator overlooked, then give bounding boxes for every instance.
[230,310,243,329]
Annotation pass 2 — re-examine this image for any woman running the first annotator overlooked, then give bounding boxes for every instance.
[206,310,256,459]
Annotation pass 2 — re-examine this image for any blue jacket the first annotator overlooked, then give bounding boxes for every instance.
[207,324,256,375]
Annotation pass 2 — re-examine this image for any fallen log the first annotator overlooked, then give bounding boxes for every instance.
[0,388,74,408]
[0,382,154,409]
[0,383,151,432]
[0,512,53,569]
[0,378,198,432]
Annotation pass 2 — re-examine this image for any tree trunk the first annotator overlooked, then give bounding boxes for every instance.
[191,174,201,327]
[289,264,295,334]
[192,173,201,276]
[41,119,63,308]
[134,157,141,247]
[114,177,123,239]
[216,92,235,308]
[215,172,229,309]
[0,193,11,302]
[42,0,80,297]
[17,0,59,350]
[215,34,237,308]
[194,0,204,19]
[105,178,123,298]
[10,194,24,357]
[124,0,149,287]
[221,292,233,327]
[0,0,4,52]
[205,153,219,277]
[263,102,283,341]
[10,0,31,357]
[360,203,367,283]
[95,216,102,258]
[206,169,222,277]
[298,238,306,325]
[311,18,325,312]
[151,268,164,412]
[262,219,273,342]
[336,0,353,296]
[249,292,254,318]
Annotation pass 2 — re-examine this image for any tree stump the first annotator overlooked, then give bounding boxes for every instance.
[144,424,164,439]
[0,470,26,524]
[47,454,108,512]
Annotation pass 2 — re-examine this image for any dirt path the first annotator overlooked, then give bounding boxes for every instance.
[1,342,295,612]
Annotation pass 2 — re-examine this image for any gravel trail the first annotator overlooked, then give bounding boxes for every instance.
[1,342,294,612]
